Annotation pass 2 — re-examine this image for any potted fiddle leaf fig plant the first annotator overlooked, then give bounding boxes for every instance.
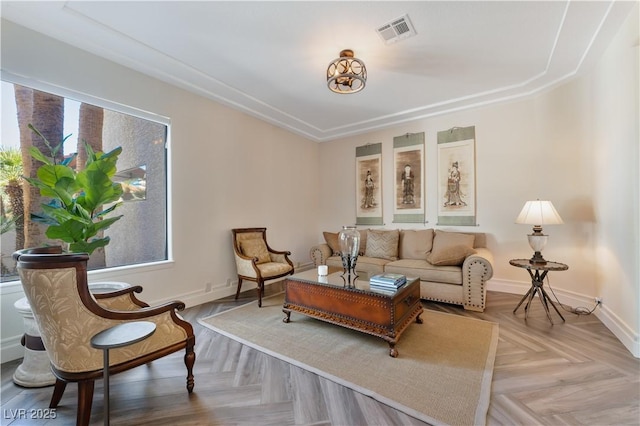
[24,124,124,254]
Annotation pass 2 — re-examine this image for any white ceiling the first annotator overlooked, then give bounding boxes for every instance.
[1,1,635,142]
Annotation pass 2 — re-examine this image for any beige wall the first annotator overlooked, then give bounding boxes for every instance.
[318,5,639,356]
[590,5,639,351]
[318,95,598,290]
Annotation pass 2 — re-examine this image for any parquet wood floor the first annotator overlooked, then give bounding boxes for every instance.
[1,283,638,425]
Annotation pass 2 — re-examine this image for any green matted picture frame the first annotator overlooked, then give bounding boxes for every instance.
[355,143,383,226]
[393,133,425,223]
[437,126,477,226]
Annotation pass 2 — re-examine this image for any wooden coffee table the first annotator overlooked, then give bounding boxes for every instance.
[283,269,423,357]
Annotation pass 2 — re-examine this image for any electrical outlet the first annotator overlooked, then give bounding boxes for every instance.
[205,282,213,292]
[595,297,602,305]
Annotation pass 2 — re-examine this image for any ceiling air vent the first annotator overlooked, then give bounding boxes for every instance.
[376,14,417,45]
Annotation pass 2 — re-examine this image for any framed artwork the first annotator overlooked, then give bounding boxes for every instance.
[437,126,477,226]
[356,143,383,226]
[393,133,425,223]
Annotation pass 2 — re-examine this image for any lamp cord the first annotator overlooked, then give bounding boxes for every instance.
[545,275,601,315]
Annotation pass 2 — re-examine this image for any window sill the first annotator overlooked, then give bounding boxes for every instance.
[0,259,175,295]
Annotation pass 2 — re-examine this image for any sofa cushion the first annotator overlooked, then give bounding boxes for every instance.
[256,262,293,277]
[385,259,463,285]
[426,230,476,266]
[240,238,270,264]
[323,232,341,255]
[399,229,434,260]
[365,229,400,261]
[428,245,477,266]
[326,255,388,275]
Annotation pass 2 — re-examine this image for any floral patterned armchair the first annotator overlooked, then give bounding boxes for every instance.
[13,247,195,426]
[232,228,294,307]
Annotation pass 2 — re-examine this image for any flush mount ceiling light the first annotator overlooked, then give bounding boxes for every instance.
[326,49,367,94]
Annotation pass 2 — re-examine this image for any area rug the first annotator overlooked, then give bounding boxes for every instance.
[198,293,498,426]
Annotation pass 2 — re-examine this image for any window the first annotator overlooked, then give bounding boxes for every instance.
[1,80,168,282]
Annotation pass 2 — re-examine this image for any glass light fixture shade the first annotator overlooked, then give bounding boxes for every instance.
[327,49,367,94]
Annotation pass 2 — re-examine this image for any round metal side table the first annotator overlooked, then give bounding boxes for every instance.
[509,259,568,324]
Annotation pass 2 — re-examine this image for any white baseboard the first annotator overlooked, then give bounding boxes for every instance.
[487,278,639,358]
[595,305,640,358]
[1,335,25,363]
[151,262,314,308]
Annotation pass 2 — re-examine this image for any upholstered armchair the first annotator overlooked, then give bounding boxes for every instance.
[232,228,294,307]
[13,247,195,426]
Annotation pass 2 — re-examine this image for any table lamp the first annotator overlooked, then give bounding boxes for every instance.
[515,200,563,264]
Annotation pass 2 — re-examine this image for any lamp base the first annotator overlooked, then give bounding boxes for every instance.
[529,251,547,265]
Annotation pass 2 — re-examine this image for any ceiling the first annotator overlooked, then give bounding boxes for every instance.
[1,1,635,142]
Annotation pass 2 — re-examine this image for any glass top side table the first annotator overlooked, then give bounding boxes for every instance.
[509,259,568,324]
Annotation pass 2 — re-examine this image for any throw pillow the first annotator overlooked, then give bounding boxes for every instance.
[365,229,400,261]
[399,229,434,260]
[239,239,271,264]
[427,230,476,266]
[427,244,477,266]
[358,229,368,256]
[323,232,341,255]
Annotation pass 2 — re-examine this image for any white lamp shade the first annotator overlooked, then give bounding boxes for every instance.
[515,200,563,225]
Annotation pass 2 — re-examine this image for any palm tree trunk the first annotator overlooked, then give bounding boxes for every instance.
[4,180,24,250]
[14,85,32,251]
[78,103,106,267]
[15,85,64,249]
[76,103,104,170]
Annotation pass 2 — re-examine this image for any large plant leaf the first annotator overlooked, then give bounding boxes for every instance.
[30,211,60,227]
[52,177,80,206]
[92,215,123,233]
[28,124,72,160]
[95,202,123,219]
[70,237,110,255]
[41,204,91,226]
[23,176,64,202]
[77,168,123,211]
[27,146,53,166]
[69,203,93,222]
[28,164,80,205]
[45,219,87,243]
[36,164,75,187]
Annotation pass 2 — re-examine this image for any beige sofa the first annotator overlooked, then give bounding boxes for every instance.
[310,228,494,312]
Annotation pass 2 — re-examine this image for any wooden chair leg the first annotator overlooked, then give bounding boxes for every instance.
[257,280,264,307]
[77,380,95,426]
[235,277,243,300]
[49,379,67,408]
[184,342,196,394]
